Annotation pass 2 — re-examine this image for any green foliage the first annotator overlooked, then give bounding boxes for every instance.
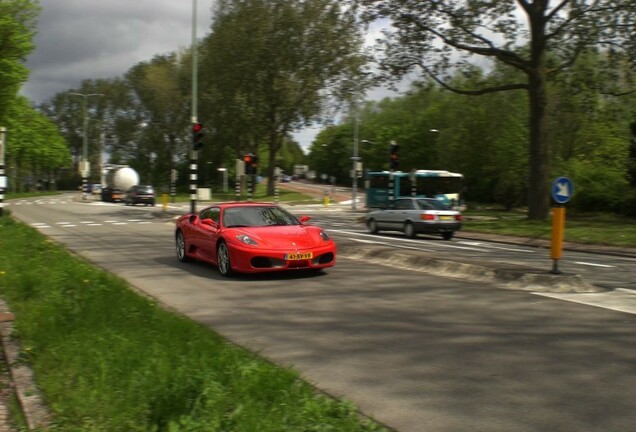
[200,0,369,194]
[566,159,631,213]
[358,0,636,219]
[0,0,39,122]
[0,217,385,432]
[307,48,635,215]
[4,96,71,191]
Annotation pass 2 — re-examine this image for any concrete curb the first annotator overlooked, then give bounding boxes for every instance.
[338,244,603,294]
[0,300,51,431]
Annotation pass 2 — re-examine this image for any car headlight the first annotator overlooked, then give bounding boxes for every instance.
[319,230,330,241]
[236,234,258,245]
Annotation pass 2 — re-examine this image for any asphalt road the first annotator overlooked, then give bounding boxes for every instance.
[7,194,636,432]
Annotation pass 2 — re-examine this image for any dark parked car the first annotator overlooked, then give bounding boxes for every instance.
[365,197,463,240]
[124,185,155,206]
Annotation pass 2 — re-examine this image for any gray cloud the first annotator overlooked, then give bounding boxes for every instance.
[21,0,213,103]
[20,1,401,149]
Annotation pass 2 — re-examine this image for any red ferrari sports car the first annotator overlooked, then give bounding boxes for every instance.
[175,202,337,276]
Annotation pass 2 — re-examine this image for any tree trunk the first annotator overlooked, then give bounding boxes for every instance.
[526,5,550,221]
[526,70,550,220]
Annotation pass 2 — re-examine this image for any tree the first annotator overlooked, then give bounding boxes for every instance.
[0,0,39,123]
[126,54,191,185]
[5,96,70,191]
[358,0,636,219]
[201,0,370,195]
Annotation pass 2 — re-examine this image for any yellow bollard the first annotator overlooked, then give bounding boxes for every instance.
[162,193,168,211]
[323,191,330,206]
[550,206,565,273]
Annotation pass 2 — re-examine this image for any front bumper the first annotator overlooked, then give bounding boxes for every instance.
[228,242,337,273]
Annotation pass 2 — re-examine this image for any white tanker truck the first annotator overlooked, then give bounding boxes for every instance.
[100,165,140,202]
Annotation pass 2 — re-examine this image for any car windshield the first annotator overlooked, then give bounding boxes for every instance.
[223,206,300,228]
[137,186,153,193]
[416,199,450,210]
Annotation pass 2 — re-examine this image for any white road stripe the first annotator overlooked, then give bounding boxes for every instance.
[457,241,535,253]
[534,288,636,315]
[573,261,614,268]
[330,229,486,252]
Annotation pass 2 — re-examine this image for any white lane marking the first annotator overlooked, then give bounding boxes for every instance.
[330,229,490,252]
[113,222,128,225]
[30,223,48,226]
[573,261,614,268]
[80,221,95,224]
[61,225,77,228]
[457,241,535,253]
[127,219,142,222]
[87,223,102,226]
[535,288,636,315]
[55,222,70,225]
[103,220,119,223]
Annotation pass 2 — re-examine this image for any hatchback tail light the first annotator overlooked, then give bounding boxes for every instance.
[420,214,436,221]
[455,215,463,221]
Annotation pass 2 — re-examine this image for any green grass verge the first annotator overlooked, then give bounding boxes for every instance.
[167,184,321,205]
[0,216,385,432]
[462,206,636,247]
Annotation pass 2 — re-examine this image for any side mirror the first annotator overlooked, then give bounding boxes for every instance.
[201,218,218,228]
[298,215,311,223]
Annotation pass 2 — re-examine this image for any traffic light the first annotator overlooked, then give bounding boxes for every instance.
[389,141,399,170]
[243,153,258,175]
[192,123,204,150]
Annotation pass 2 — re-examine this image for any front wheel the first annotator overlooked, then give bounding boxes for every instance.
[217,242,234,277]
[176,231,190,262]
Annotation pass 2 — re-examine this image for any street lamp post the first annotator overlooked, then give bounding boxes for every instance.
[69,92,103,200]
[351,110,360,210]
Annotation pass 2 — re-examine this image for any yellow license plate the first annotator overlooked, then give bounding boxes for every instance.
[439,215,453,221]
[285,252,313,260]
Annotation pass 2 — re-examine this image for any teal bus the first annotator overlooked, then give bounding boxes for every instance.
[365,170,464,209]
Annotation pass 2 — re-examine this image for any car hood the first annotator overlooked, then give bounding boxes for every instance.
[229,225,328,249]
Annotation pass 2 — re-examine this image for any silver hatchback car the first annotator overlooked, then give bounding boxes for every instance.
[365,197,463,240]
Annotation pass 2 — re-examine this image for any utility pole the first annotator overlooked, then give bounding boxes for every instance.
[69,93,103,200]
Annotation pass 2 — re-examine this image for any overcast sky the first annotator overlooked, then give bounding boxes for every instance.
[20,0,400,149]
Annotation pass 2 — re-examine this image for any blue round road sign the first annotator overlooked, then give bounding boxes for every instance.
[551,176,574,204]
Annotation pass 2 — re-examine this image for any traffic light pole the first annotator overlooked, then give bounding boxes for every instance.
[388,140,399,206]
[0,127,6,217]
[190,0,199,215]
[351,111,359,210]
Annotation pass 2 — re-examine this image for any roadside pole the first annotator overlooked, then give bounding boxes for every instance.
[550,206,566,274]
[550,176,574,274]
[273,168,281,204]
[0,127,6,217]
[235,158,244,201]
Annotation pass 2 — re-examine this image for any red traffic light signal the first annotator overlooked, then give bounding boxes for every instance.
[192,123,204,150]
[244,153,258,175]
[389,141,399,170]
